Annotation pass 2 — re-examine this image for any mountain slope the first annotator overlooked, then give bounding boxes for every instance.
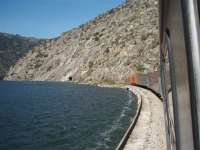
[5,0,159,84]
[0,33,40,79]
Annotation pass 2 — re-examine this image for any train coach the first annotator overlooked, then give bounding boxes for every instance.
[160,0,200,149]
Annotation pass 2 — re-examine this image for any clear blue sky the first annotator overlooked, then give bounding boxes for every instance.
[0,0,125,39]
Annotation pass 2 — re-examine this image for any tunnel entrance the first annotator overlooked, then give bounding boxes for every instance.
[68,76,72,81]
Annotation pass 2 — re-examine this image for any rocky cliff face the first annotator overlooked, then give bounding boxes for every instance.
[0,33,40,79]
[5,0,159,84]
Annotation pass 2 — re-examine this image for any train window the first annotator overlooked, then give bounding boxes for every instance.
[161,32,176,150]
[197,0,200,18]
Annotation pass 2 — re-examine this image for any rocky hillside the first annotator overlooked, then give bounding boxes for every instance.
[5,0,159,84]
[0,33,40,79]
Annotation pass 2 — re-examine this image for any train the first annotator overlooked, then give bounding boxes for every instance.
[160,0,200,149]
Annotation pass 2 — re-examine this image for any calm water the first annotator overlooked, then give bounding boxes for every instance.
[0,81,137,150]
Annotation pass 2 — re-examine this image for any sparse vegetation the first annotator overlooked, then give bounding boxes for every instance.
[5,0,159,83]
[135,64,146,72]
[0,33,40,79]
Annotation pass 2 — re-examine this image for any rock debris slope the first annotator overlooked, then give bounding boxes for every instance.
[5,0,159,84]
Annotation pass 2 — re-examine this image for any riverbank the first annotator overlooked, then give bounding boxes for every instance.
[118,86,166,150]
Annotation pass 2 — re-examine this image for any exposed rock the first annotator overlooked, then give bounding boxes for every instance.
[0,33,40,79]
[5,0,159,84]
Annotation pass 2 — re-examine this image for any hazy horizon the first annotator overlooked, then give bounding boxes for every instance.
[0,0,125,39]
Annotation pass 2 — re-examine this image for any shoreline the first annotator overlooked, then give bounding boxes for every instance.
[2,79,127,89]
[121,86,166,150]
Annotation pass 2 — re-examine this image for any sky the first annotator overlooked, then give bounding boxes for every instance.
[0,0,125,39]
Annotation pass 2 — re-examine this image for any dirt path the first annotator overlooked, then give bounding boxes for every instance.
[123,86,166,150]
